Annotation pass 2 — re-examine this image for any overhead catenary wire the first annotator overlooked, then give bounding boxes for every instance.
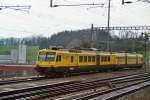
[0,5,31,12]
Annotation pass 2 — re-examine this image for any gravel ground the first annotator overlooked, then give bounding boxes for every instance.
[0,67,148,99]
[64,68,147,81]
[0,67,146,81]
[117,86,150,100]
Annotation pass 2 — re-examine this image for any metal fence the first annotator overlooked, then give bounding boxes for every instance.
[0,55,12,64]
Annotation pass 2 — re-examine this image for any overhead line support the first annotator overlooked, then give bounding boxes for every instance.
[96,26,150,30]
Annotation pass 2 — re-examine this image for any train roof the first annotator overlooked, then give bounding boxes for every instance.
[39,49,143,56]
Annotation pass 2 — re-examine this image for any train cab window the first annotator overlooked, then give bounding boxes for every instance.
[79,56,83,62]
[71,56,74,63]
[88,56,91,62]
[92,56,95,62]
[84,56,87,62]
[46,52,56,62]
[56,55,61,62]
[38,52,46,61]
[108,56,110,62]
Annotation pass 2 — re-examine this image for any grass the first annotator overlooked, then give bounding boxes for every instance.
[142,51,150,61]
[0,46,17,55]
[117,86,150,100]
[0,45,39,64]
[26,46,39,64]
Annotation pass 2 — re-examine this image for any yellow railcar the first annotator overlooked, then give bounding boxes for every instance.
[35,48,144,76]
[99,53,116,65]
[116,53,126,65]
[137,54,144,64]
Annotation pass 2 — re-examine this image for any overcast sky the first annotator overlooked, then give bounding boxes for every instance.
[0,0,149,38]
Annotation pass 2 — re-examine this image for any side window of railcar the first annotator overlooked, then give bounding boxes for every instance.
[56,55,61,62]
[92,56,95,62]
[141,58,143,62]
[88,56,91,62]
[101,56,103,62]
[104,56,107,62]
[71,56,74,63]
[108,56,110,62]
[84,56,87,62]
[118,57,125,62]
[101,56,110,62]
[79,56,83,62]
[101,56,106,62]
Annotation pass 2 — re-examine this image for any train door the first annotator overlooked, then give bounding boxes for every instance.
[64,54,69,67]
[56,53,69,67]
[136,54,138,64]
[96,55,100,66]
[69,54,78,67]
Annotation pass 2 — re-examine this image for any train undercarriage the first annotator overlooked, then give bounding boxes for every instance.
[35,65,143,77]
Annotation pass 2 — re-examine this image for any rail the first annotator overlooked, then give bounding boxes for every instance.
[0,76,45,85]
[0,72,150,100]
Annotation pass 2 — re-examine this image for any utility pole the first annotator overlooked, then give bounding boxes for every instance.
[107,0,111,52]
[91,24,94,48]
[142,32,148,69]
[145,33,147,67]
[50,0,110,51]
[144,33,149,68]
[147,33,150,69]
[50,0,53,7]
[50,0,149,53]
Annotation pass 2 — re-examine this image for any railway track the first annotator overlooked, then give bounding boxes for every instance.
[56,73,150,100]
[0,69,144,85]
[0,73,150,100]
[73,78,150,100]
[0,76,45,85]
[70,79,150,100]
